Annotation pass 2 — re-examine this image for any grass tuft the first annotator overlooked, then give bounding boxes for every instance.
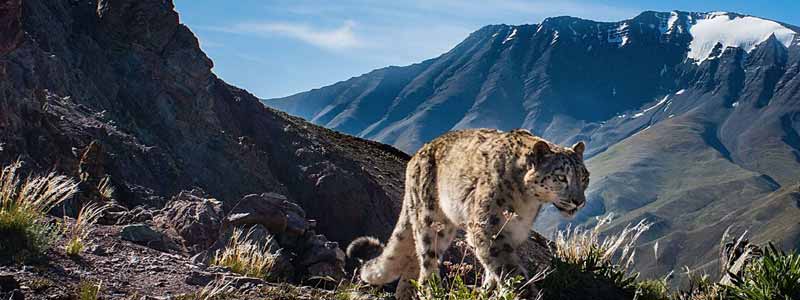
[76,280,101,300]
[0,161,77,262]
[65,201,109,256]
[411,274,529,300]
[540,214,650,297]
[211,227,276,278]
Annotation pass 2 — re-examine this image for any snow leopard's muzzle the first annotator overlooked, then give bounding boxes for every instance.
[554,194,586,217]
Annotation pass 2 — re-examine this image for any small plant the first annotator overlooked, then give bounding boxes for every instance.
[65,201,109,256]
[726,244,800,300]
[0,161,77,262]
[674,269,727,300]
[635,279,670,300]
[211,227,276,278]
[76,280,101,300]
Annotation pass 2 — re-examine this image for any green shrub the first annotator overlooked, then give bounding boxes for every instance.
[726,244,800,300]
[635,279,670,300]
[0,161,77,262]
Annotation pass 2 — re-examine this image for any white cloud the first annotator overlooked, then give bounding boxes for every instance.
[228,20,363,50]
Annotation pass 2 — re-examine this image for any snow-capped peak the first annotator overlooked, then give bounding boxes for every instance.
[687,12,797,64]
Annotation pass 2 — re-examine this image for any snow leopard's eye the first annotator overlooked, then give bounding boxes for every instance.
[556,175,567,182]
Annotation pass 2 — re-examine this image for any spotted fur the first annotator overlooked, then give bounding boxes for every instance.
[349,129,589,299]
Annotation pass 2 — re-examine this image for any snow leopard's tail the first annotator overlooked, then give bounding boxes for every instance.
[348,193,415,285]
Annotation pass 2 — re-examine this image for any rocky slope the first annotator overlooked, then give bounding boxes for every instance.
[0,0,409,245]
[266,11,800,279]
[0,0,418,298]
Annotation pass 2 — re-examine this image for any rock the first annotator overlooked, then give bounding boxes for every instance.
[87,245,108,256]
[120,224,175,251]
[98,202,129,225]
[184,270,265,288]
[154,189,223,253]
[299,235,341,267]
[268,249,296,281]
[226,193,308,235]
[0,0,22,55]
[297,234,345,281]
[305,262,345,282]
[184,270,216,286]
[7,290,23,300]
[0,274,19,291]
[0,274,22,300]
[116,206,155,224]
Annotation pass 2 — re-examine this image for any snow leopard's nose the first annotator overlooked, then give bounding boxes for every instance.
[571,196,586,209]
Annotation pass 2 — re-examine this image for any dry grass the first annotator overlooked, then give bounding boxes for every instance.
[97,176,115,201]
[211,227,277,278]
[538,214,651,298]
[65,201,110,256]
[553,214,650,273]
[0,161,78,260]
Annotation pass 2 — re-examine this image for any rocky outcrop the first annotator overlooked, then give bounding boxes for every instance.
[0,0,407,245]
[154,189,223,253]
[191,192,347,283]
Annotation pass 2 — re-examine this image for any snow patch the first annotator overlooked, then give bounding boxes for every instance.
[632,95,671,118]
[688,12,797,64]
[731,101,739,107]
[676,89,686,95]
[608,23,629,44]
[503,28,517,44]
[667,12,680,33]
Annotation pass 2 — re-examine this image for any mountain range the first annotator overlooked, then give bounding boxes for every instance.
[266,11,800,280]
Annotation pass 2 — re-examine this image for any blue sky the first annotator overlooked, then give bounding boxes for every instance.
[173,1,800,99]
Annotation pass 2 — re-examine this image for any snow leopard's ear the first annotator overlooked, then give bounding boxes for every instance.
[572,141,585,158]
[532,140,552,160]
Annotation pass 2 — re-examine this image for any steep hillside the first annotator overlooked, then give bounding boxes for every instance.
[0,0,408,244]
[267,11,800,278]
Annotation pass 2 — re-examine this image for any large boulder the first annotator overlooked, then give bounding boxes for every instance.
[154,189,223,253]
[120,223,177,251]
[225,193,308,237]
